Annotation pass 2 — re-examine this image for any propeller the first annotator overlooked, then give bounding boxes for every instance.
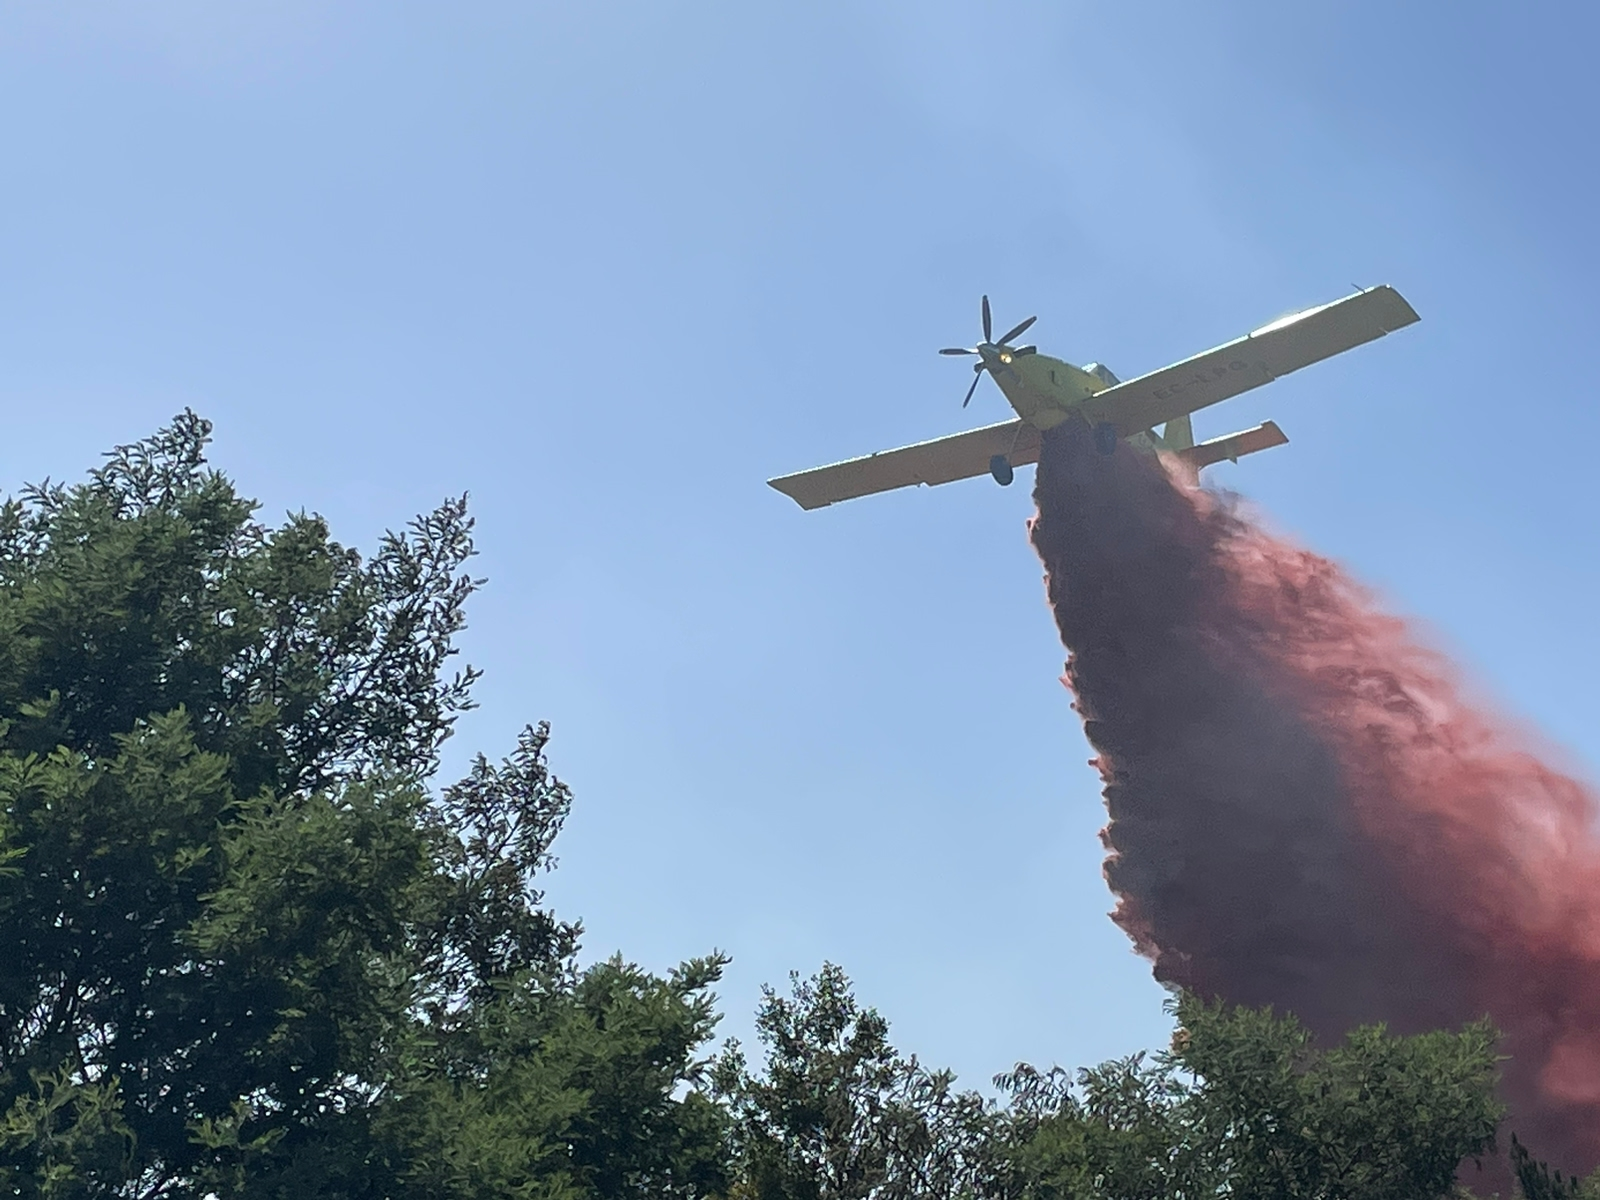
[939,295,1039,406]
[963,365,983,408]
[998,315,1036,345]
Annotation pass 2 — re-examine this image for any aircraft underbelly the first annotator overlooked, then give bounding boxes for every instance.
[1003,385,1075,431]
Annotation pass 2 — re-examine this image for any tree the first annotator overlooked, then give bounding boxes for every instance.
[713,963,1003,1200]
[0,412,1542,1199]
[1000,994,1504,1200]
[715,972,1506,1200]
[1510,1135,1600,1200]
[0,414,729,1197]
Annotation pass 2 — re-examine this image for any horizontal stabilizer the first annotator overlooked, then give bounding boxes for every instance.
[1174,420,1288,470]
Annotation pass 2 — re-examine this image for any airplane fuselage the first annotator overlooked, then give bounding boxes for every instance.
[977,346,1171,451]
[979,347,1097,428]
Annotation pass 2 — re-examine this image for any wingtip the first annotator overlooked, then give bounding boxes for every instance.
[767,476,829,511]
[1368,283,1421,328]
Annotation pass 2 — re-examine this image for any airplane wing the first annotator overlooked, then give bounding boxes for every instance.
[1091,285,1420,438]
[768,419,1041,510]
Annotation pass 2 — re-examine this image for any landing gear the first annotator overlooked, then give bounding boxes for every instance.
[1093,422,1119,456]
[989,454,1014,487]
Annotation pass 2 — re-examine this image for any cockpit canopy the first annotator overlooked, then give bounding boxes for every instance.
[1083,362,1121,389]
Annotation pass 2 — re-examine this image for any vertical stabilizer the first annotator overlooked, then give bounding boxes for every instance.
[1162,414,1195,450]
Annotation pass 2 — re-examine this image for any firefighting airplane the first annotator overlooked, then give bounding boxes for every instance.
[768,286,1419,510]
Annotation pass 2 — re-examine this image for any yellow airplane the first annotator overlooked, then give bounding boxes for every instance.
[768,286,1419,510]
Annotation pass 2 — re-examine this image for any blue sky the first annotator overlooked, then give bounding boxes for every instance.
[2,1,1597,1087]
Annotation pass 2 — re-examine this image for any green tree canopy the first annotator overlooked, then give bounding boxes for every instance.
[719,967,1509,1200]
[0,414,729,1198]
[1001,994,1503,1200]
[713,963,1003,1200]
[0,415,1567,1199]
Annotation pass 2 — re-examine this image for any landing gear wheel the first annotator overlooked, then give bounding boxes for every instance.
[1093,422,1119,456]
[989,454,1014,487]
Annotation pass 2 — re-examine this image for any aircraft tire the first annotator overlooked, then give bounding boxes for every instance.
[1093,422,1119,456]
[989,455,1014,487]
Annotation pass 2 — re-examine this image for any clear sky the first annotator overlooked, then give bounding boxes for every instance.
[2,1,1597,1089]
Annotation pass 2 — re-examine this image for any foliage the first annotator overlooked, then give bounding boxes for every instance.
[1000,994,1503,1200]
[0,411,479,799]
[381,955,731,1200]
[1510,1135,1600,1200]
[0,413,1555,1198]
[713,963,1004,1200]
[715,972,1508,1200]
[0,414,728,1197]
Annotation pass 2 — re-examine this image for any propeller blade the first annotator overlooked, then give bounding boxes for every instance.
[962,363,984,408]
[998,315,1037,345]
[981,295,992,343]
[939,347,979,356]
[1012,345,1038,356]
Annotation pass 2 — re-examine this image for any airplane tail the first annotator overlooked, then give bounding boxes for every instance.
[1175,420,1288,471]
[1161,414,1194,450]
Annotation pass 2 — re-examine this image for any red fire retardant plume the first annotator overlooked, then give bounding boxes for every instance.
[1028,423,1600,1175]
